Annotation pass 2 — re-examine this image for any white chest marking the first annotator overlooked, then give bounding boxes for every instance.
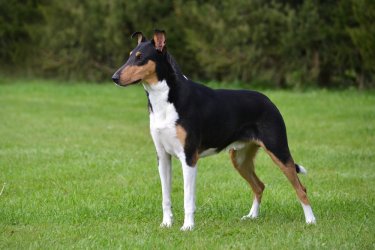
[144,81,184,157]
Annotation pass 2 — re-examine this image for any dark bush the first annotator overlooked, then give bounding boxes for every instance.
[0,0,374,88]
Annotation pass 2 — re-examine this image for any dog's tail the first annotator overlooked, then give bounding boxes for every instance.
[295,164,307,175]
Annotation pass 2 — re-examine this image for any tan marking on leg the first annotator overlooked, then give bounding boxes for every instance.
[281,161,309,204]
[175,125,198,168]
[230,144,265,202]
[258,142,310,205]
[176,125,187,147]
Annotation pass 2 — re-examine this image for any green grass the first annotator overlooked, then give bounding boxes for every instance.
[0,79,374,249]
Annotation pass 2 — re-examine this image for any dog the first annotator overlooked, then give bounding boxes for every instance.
[112,30,316,231]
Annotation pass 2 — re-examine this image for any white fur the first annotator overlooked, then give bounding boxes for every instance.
[144,80,197,230]
[298,165,307,175]
[180,160,197,231]
[157,151,173,228]
[301,202,316,224]
[241,198,260,220]
[145,81,184,158]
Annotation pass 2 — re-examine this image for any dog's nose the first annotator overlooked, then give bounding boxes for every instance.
[112,75,119,84]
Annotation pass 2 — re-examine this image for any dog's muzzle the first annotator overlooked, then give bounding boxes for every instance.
[112,74,141,87]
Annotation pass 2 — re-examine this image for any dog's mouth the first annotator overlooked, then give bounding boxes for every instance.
[115,79,142,87]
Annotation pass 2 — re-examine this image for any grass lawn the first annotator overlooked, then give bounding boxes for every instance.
[0,79,374,249]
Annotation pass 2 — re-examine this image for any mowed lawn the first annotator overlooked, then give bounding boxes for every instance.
[0,79,374,249]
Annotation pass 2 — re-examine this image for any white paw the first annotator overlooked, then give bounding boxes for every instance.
[301,203,316,225]
[241,204,259,220]
[160,216,173,228]
[241,212,258,220]
[160,221,173,228]
[306,217,316,224]
[180,223,194,231]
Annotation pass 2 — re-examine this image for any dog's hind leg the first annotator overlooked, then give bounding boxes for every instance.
[261,142,316,224]
[157,150,173,228]
[230,143,265,220]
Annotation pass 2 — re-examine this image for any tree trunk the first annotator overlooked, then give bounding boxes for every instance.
[356,71,365,90]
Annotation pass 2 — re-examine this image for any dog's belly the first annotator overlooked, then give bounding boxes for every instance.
[199,141,248,158]
[199,148,218,157]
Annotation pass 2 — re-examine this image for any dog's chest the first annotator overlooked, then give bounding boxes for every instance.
[144,81,184,157]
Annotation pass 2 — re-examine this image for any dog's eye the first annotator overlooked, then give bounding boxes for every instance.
[135,51,142,59]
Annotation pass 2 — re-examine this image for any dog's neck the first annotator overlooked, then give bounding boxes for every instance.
[143,52,188,113]
[143,80,171,114]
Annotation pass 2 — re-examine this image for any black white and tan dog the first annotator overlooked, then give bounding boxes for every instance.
[112,30,316,231]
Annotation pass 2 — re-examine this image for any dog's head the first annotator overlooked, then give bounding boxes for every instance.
[112,30,167,87]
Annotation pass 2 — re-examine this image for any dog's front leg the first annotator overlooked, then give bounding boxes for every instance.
[157,151,173,228]
[180,161,197,231]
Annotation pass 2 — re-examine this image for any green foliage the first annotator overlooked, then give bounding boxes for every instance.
[182,1,292,85]
[35,1,130,81]
[0,80,374,248]
[0,0,374,88]
[347,0,375,88]
[0,0,41,69]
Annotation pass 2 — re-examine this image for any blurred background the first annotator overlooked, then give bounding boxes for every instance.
[0,0,374,89]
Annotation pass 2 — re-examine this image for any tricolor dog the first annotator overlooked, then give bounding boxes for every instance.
[112,30,316,231]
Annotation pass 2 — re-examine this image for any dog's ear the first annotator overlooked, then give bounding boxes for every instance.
[152,29,166,52]
[131,31,146,45]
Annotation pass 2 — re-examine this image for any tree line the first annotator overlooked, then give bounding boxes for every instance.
[1,0,374,88]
